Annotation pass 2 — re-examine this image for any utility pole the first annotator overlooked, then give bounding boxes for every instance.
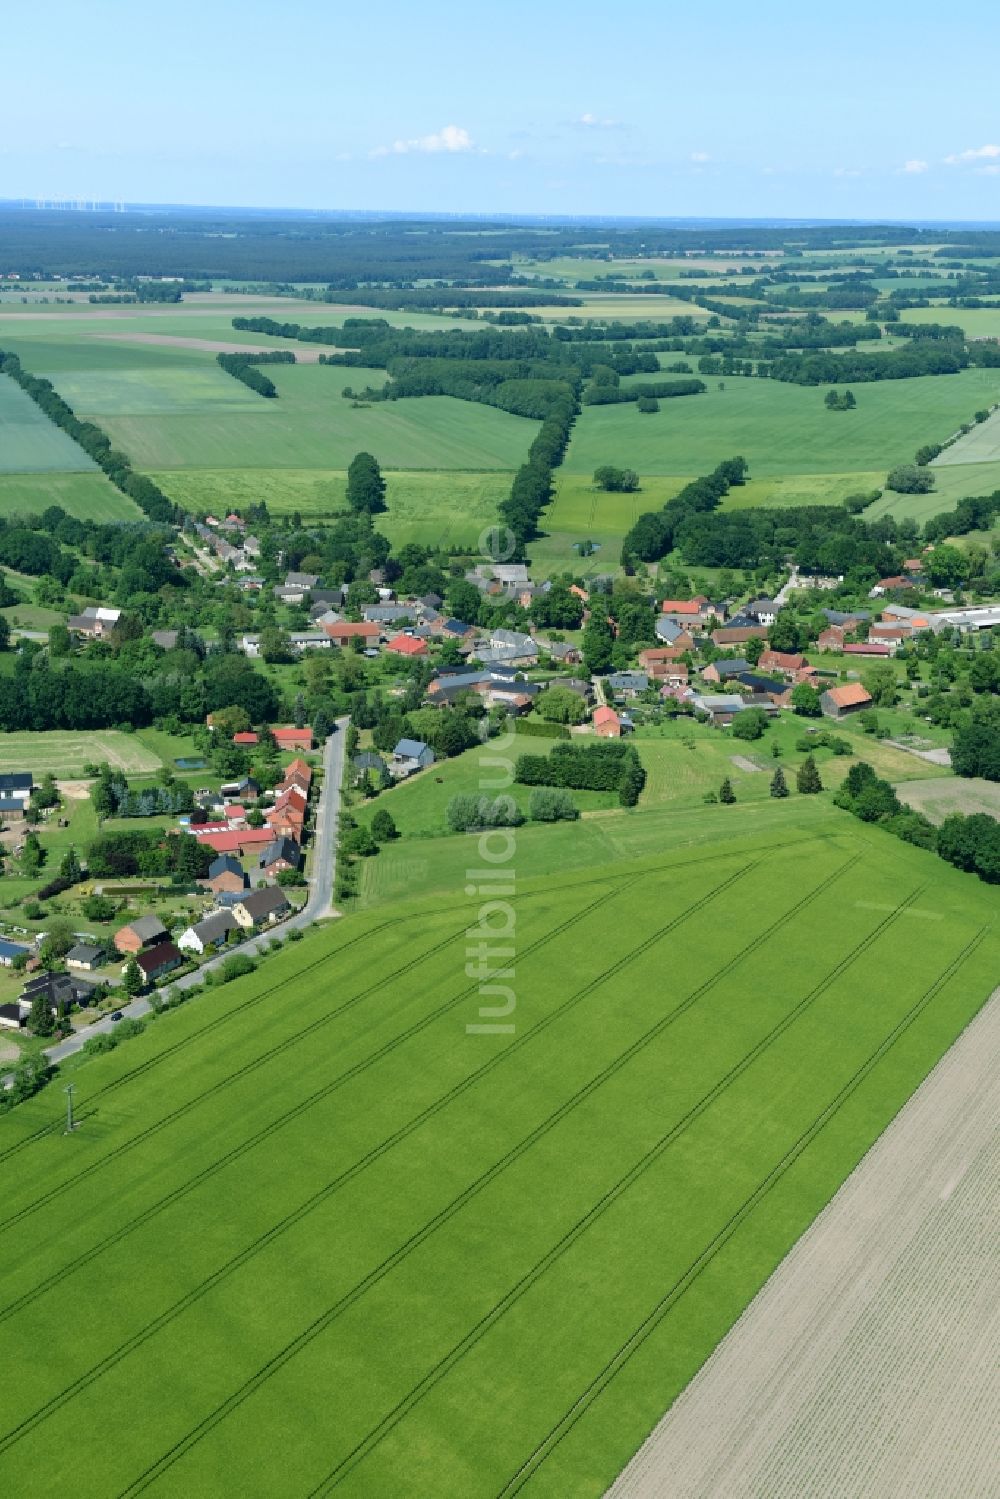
[64,1084,76,1134]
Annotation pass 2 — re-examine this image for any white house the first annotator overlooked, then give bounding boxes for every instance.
[177,910,238,956]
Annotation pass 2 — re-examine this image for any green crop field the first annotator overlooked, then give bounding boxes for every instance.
[0,470,141,521]
[57,361,537,473]
[0,374,99,473]
[0,811,995,1498]
[151,467,513,548]
[561,369,1000,479]
[0,730,162,777]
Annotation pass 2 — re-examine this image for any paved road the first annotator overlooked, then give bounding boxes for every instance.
[43,717,348,1066]
[773,566,800,607]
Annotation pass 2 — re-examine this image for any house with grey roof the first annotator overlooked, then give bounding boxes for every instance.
[233,886,291,931]
[607,671,649,698]
[178,910,238,956]
[391,739,435,778]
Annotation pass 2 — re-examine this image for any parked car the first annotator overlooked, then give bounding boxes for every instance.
[110,1011,124,1023]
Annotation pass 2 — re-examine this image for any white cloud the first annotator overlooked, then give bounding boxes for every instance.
[945,143,1000,165]
[902,158,929,174]
[690,150,711,163]
[578,112,621,129]
[370,124,475,158]
[833,167,861,178]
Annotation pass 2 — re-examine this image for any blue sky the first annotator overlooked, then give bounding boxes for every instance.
[6,0,1000,220]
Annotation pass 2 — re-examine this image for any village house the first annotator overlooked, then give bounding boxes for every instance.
[114,915,169,956]
[0,1004,25,1031]
[744,598,779,627]
[867,623,911,654]
[0,938,30,968]
[67,605,122,638]
[391,739,435,778]
[544,640,583,665]
[820,683,873,719]
[65,943,104,972]
[385,633,429,658]
[192,826,273,856]
[870,575,917,598]
[272,726,313,753]
[19,969,94,1017]
[711,624,769,648]
[204,854,249,895]
[323,621,381,648]
[842,642,891,659]
[0,772,33,821]
[177,911,238,957]
[593,705,621,738]
[233,886,291,931]
[758,649,809,677]
[352,751,387,785]
[701,658,752,685]
[128,942,185,986]
[691,693,748,727]
[606,671,649,699]
[258,837,302,878]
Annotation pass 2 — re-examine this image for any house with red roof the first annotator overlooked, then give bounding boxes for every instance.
[323,621,381,646]
[272,726,312,752]
[233,732,259,746]
[385,633,428,657]
[593,705,621,738]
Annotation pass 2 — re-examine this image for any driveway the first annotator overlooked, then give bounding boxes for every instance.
[43,717,348,1066]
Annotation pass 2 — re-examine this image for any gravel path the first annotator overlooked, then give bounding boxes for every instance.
[606,990,1000,1499]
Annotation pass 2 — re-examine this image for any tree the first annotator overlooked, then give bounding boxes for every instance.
[82,893,116,922]
[346,452,387,514]
[770,766,789,798]
[796,754,823,794]
[593,466,640,493]
[0,616,9,653]
[312,707,333,742]
[582,615,614,675]
[537,688,587,725]
[790,682,821,717]
[745,636,765,666]
[731,708,768,741]
[47,623,72,657]
[371,807,398,841]
[861,660,899,707]
[445,579,482,624]
[20,832,43,877]
[925,544,970,588]
[719,777,736,804]
[123,958,144,996]
[886,463,935,495]
[293,692,307,729]
[28,989,54,1037]
[59,846,82,883]
[636,396,659,414]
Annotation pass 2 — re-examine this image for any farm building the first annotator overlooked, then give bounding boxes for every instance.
[821,683,873,719]
[272,727,312,752]
[258,837,302,878]
[385,633,429,658]
[0,1003,26,1031]
[323,621,381,647]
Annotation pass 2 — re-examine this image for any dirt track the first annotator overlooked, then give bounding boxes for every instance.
[606,991,1000,1499]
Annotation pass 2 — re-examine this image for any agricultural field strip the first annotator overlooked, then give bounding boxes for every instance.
[300,882,928,1496]
[0,834,821,1170]
[87,849,870,1494]
[498,923,991,1499]
[0,859,758,1447]
[0,875,630,1235]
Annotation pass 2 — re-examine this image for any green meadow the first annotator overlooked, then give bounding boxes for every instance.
[0,373,100,473]
[0,471,140,521]
[0,810,995,1498]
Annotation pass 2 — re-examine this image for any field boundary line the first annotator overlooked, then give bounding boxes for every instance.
[100,854,874,1495]
[0,865,752,1453]
[493,923,990,1497]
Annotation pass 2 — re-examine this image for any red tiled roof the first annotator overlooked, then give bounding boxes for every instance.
[324,621,380,640]
[825,683,873,707]
[385,634,428,656]
[660,599,702,614]
[233,732,259,745]
[593,705,619,726]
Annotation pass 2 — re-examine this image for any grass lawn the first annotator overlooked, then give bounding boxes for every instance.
[896,775,1000,823]
[0,807,995,1497]
[0,730,162,778]
[561,369,1000,480]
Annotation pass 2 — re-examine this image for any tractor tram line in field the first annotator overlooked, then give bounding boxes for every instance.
[297,881,925,1495]
[0,860,760,1462]
[85,848,875,1494]
[501,927,992,1498]
[0,829,833,1177]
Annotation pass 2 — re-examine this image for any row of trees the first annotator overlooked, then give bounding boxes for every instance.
[216,349,295,398]
[0,350,175,523]
[514,741,646,807]
[834,761,999,882]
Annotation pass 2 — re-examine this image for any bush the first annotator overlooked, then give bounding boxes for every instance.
[220,954,257,983]
[287,926,304,942]
[731,708,768,741]
[446,794,525,832]
[886,463,935,495]
[83,1033,118,1055]
[528,789,579,822]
